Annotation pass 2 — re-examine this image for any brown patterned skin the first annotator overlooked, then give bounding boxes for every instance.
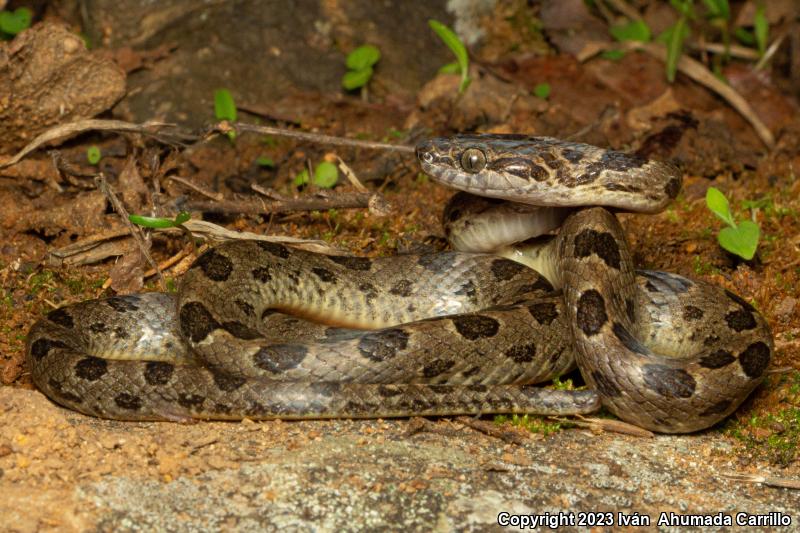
[26,135,773,432]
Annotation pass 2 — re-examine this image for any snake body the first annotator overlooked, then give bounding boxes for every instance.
[26,135,773,432]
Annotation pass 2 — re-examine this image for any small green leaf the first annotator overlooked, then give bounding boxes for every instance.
[86,146,101,165]
[659,18,690,83]
[438,61,461,74]
[293,169,310,187]
[0,7,32,35]
[346,44,381,71]
[754,4,768,57]
[342,67,373,90]
[702,0,730,20]
[429,19,471,94]
[601,49,626,61]
[533,83,551,100]
[313,161,338,188]
[610,19,651,42]
[734,27,755,46]
[213,89,237,121]
[718,220,759,260]
[706,187,736,227]
[256,156,274,168]
[669,0,695,18]
[174,211,191,225]
[129,215,179,228]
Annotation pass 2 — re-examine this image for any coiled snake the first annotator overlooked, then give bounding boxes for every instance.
[26,135,773,433]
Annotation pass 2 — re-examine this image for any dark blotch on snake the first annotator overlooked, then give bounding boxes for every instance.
[179,302,220,343]
[600,150,647,171]
[488,157,547,181]
[664,177,681,199]
[683,305,704,321]
[257,241,291,258]
[725,289,756,311]
[612,322,649,355]
[310,382,340,396]
[490,258,528,281]
[703,334,721,347]
[504,343,537,363]
[113,325,129,340]
[329,255,372,271]
[725,308,757,332]
[357,328,409,362]
[214,403,232,415]
[253,344,308,372]
[389,279,413,297]
[192,248,233,282]
[625,298,636,322]
[423,359,456,378]
[739,342,770,379]
[417,252,457,271]
[47,308,74,329]
[114,393,142,411]
[89,322,108,333]
[177,394,205,408]
[359,282,378,301]
[700,399,732,417]
[573,229,621,269]
[47,378,82,404]
[562,149,584,163]
[642,364,696,398]
[235,299,255,318]
[75,356,108,381]
[461,365,481,378]
[591,370,621,397]
[312,267,337,283]
[222,321,261,340]
[451,315,500,340]
[144,361,174,385]
[468,384,488,392]
[576,290,608,336]
[699,349,735,369]
[528,302,559,325]
[105,296,139,313]
[212,369,246,392]
[454,280,477,302]
[252,266,272,283]
[29,338,68,360]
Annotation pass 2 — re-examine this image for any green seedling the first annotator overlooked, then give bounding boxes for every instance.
[610,19,651,42]
[342,44,381,91]
[213,89,237,142]
[753,3,768,57]
[428,19,470,94]
[256,156,274,168]
[0,7,32,38]
[533,83,551,100]
[86,146,101,165]
[706,187,760,260]
[657,1,694,83]
[293,161,338,189]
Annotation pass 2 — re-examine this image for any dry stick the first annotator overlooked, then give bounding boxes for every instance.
[227,122,416,153]
[166,175,224,201]
[578,41,775,149]
[720,472,800,490]
[184,191,380,215]
[94,175,167,291]
[0,119,197,168]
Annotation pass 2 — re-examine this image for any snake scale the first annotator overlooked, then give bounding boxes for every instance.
[26,134,773,433]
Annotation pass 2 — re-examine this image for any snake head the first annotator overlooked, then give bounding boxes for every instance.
[416,134,682,213]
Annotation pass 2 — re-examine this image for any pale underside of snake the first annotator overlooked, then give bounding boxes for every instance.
[26,134,773,433]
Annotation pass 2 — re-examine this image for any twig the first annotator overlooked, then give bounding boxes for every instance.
[578,41,775,149]
[0,119,197,168]
[166,175,224,201]
[720,472,800,490]
[94,174,167,290]
[456,416,529,445]
[184,191,388,216]
[689,41,760,60]
[755,31,788,71]
[223,122,416,153]
[335,155,369,192]
[143,244,194,278]
[551,415,655,438]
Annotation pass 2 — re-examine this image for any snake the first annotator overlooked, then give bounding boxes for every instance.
[25,134,774,433]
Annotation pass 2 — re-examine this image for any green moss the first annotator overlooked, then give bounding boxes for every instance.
[724,372,800,466]
[494,414,565,435]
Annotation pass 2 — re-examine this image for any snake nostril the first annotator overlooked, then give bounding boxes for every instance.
[415,140,435,163]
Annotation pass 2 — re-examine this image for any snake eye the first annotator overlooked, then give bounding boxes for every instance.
[460,148,486,173]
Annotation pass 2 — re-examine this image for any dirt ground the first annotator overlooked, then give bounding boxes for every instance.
[1,0,799,531]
